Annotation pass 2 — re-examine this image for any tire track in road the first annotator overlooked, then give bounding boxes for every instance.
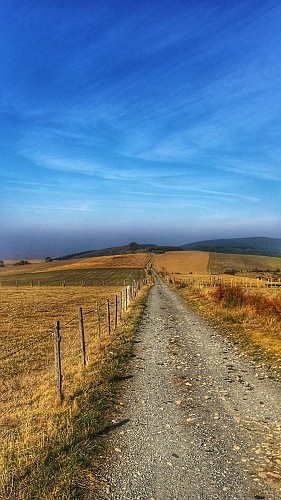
[92,272,281,500]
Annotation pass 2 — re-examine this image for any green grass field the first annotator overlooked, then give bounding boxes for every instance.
[208,253,281,274]
[0,267,145,286]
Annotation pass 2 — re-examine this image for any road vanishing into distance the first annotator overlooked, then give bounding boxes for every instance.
[91,271,281,500]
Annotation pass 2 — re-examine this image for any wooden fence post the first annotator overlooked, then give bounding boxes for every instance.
[125,287,128,310]
[96,301,101,350]
[78,307,86,367]
[107,299,111,335]
[114,295,118,329]
[119,291,122,320]
[54,321,63,404]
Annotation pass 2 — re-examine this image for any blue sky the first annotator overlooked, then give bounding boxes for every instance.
[1,0,281,258]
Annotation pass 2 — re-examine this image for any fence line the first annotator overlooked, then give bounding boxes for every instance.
[0,277,149,414]
[51,279,148,403]
[163,274,281,289]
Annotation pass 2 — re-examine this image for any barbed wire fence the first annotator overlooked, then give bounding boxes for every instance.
[0,278,148,415]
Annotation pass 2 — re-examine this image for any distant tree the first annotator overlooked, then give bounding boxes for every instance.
[0,260,4,267]
[128,242,138,253]
[45,257,53,262]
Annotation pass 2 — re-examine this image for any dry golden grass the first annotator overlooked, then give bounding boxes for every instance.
[209,252,281,274]
[0,283,135,496]
[0,254,151,281]
[0,260,55,278]
[153,251,209,275]
[39,253,151,272]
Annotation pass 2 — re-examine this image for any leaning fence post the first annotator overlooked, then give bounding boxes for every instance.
[107,299,111,335]
[54,321,63,404]
[78,307,86,367]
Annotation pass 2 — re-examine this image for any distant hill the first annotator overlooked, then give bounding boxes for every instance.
[181,237,281,257]
[56,243,182,260]
[55,237,281,261]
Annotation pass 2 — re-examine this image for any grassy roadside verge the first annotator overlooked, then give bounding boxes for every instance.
[5,285,151,500]
[171,283,281,380]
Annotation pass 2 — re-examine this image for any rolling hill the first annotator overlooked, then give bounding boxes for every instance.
[181,237,281,257]
[54,237,281,261]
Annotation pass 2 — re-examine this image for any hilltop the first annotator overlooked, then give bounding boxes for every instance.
[54,237,281,261]
[181,237,281,257]
[55,243,182,260]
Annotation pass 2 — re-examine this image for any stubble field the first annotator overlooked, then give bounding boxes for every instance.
[153,250,209,274]
[0,255,149,498]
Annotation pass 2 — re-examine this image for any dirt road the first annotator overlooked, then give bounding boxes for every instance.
[93,272,281,500]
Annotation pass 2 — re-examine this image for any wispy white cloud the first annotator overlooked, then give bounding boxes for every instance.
[124,188,259,203]
[215,160,281,182]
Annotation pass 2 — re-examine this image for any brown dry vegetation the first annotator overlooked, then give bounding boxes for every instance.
[0,286,121,491]
[153,251,209,275]
[0,254,151,280]
[39,253,151,272]
[208,252,281,274]
[0,263,151,498]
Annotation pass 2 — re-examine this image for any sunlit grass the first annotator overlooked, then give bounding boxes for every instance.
[0,282,151,498]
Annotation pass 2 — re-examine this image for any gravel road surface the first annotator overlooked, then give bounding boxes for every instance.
[93,272,281,500]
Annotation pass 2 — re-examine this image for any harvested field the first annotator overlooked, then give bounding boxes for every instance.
[0,254,151,282]
[0,267,145,287]
[208,252,281,274]
[153,251,209,275]
[0,285,124,425]
[42,252,151,272]
[0,247,151,498]
[0,276,147,496]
